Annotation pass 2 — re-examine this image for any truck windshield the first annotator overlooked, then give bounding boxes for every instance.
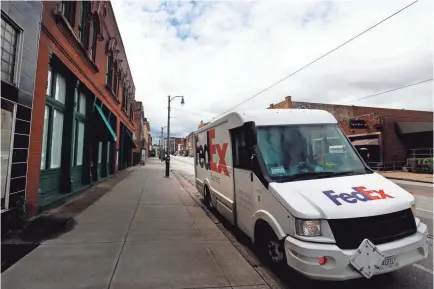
[256,124,370,182]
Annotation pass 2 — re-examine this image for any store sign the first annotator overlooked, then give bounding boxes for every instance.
[349,119,367,129]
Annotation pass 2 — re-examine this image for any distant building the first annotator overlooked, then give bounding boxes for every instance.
[269,96,433,163]
[133,102,144,165]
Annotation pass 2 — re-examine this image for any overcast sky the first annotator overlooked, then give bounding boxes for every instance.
[111,0,433,142]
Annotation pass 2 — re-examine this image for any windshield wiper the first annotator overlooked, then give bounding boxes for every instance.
[285,171,366,181]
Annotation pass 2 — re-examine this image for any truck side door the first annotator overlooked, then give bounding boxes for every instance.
[231,127,254,238]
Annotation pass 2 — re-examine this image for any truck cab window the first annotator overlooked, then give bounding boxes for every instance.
[231,127,250,170]
[256,124,368,182]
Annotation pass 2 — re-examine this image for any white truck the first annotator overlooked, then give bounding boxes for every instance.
[194,109,428,280]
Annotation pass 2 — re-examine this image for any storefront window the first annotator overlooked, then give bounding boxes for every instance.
[41,106,49,169]
[54,74,66,104]
[50,110,64,168]
[76,121,85,166]
[41,66,67,171]
[73,91,86,166]
[1,98,15,204]
[79,93,86,115]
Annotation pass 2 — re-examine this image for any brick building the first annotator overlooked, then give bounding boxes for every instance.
[142,117,151,157]
[132,101,144,165]
[269,96,433,164]
[185,132,194,156]
[1,1,43,225]
[26,1,137,215]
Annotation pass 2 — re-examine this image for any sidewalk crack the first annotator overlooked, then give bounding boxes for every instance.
[107,180,147,289]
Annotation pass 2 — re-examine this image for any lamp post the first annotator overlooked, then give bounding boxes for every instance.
[166,95,185,177]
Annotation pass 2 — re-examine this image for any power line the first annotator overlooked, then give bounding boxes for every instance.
[172,107,214,118]
[209,0,419,122]
[343,78,433,104]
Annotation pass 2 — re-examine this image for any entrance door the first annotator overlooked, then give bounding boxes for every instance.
[1,99,16,211]
[231,127,254,237]
[97,142,102,179]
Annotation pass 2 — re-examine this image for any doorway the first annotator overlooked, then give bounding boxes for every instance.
[1,98,16,211]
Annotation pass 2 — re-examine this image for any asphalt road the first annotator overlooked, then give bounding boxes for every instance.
[169,156,433,289]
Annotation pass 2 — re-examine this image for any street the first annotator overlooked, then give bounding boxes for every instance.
[169,155,433,289]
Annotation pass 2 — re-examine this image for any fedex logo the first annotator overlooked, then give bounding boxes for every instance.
[323,186,394,206]
[196,128,230,176]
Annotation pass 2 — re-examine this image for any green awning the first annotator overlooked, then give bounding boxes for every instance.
[95,105,117,142]
[125,128,137,148]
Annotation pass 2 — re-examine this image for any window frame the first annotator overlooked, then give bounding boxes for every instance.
[40,66,67,171]
[91,19,98,62]
[61,1,76,27]
[1,12,23,86]
[78,1,91,50]
[72,91,87,167]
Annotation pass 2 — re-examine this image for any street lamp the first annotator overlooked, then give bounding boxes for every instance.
[166,95,185,177]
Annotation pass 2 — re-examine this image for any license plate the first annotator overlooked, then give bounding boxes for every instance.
[381,256,397,268]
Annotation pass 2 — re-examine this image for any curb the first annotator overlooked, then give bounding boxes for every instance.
[385,176,433,184]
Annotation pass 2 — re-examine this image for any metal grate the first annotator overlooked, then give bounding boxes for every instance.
[1,17,18,83]
[328,209,417,250]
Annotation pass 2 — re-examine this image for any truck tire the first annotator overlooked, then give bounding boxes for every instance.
[204,186,214,209]
[255,221,285,267]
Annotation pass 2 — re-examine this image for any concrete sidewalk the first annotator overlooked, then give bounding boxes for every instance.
[2,159,269,289]
[379,171,433,184]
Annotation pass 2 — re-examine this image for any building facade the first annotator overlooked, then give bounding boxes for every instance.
[26,1,136,216]
[162,137,176,153]
[1,1,43,225]
[142,117,151,157]
[132,101,144,164]
[185,132,194,156]
[269,96,433,164]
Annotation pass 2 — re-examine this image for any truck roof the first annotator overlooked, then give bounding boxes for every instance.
[196,109,337,133]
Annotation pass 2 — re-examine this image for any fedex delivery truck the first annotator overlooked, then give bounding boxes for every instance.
[194,109,428,280]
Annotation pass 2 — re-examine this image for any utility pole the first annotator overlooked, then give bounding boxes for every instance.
[166,95,185,177]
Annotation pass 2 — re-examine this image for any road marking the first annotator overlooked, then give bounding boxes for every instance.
[416,208,433,213]
[413,263,434,274]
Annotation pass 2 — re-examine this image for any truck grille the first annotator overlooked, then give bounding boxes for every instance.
[328,209,417,250]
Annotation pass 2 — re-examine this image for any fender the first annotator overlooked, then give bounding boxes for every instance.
[203,178,211,196]
[252,210,286,243]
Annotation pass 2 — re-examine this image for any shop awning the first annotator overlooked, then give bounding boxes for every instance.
[352,138,379,146]
[395,122,433,135]
[125,128,137,148]
[95,105,117,142]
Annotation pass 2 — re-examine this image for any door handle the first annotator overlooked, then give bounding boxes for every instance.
[250,172,253,182]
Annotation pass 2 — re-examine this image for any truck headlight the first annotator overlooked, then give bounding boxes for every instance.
[296,219,322,237]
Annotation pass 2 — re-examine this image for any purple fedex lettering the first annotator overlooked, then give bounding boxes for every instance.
[322,190,343,206]
[322,186,392,206]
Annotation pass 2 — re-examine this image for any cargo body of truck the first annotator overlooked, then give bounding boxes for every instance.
[194,109,428,280]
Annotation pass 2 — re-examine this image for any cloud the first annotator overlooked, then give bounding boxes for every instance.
[111,0,433,142]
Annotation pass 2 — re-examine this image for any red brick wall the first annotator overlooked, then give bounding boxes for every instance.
[26,2,136,215]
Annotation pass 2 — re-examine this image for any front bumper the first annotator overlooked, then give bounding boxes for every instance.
[284,222,429,281]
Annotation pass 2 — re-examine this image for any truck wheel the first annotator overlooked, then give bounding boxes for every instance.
[256,224,285,267]
[204,186,214,209]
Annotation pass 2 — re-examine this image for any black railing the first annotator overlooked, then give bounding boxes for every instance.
[367,161,407,171]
